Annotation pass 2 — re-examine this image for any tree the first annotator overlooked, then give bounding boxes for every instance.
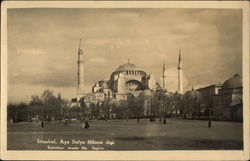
[127,93,144,123]
[29,95,43,119]
[8,89,68,123]
[183,89,203,119]
[79,97,86,119]
[172,92,183,117]
[151,88,166,118]
[61,99,69,119]
[161,94,173,118]
[41,89,63,120]
[101,98,111,120]
[8,103,29,122]
[113,100,129,119]
[30,89,67,121]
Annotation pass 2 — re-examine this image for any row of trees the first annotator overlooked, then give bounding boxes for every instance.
[8,89,69,122]
[8,87,210,123]
[86,87,209,121]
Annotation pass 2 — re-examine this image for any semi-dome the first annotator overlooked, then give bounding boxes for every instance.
[115,62,141,72]
[222,74,242,89]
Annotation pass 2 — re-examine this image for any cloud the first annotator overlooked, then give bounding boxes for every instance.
[17,49,44,55]
[7,8,242,102]
[8,70,76,87]
[88,57,107,63]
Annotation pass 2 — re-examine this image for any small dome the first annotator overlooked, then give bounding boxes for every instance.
[222,74,242,89]
[115,62,141,72]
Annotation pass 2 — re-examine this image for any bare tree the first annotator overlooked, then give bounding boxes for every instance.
[183,90,203,119]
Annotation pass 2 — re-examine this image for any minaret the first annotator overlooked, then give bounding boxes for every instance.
[77,39,85,100]
[177,50,183,94]
[162,60,166,90]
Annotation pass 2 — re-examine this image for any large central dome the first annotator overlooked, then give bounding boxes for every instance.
[222,74,242,89]
[110,61,147,78]
[115,62,141,72]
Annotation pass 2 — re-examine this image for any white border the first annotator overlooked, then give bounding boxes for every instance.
[1,1,249,160]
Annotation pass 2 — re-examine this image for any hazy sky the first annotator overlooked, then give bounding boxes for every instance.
[7,8,242,103]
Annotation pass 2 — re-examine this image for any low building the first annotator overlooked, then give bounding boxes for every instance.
[218,74,242,121]
[196,84,222,116]
[196,74,242,121]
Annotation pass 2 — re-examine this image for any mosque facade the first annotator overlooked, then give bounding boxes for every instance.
[82,56,183,109]
[73,39,184,108]
[90,61,157,102]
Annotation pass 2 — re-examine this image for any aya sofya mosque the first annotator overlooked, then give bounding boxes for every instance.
[72,40,243,121]
[73,40,184,106]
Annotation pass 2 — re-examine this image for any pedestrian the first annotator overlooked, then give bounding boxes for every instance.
[41,120,44,128]
[208,119,211,128]
[64,119,67,126]
[84,120,90,129]
[137,116,140,124]
[149,117,153,122]
[163,117,166,124]
[159,118,162,122]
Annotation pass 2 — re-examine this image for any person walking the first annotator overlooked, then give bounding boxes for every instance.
[208,108,212,128]
[64,119,67,126]
[208,119,211,128]
[41,120,44,128]
[84,120,90,129]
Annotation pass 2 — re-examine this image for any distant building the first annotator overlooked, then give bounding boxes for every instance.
[196,74,242,121]
[196,83,222,114]
[218,74,243,121]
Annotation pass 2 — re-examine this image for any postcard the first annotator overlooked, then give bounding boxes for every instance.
[1,1,249,160]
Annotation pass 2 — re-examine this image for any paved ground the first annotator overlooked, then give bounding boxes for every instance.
[7,118,243,150]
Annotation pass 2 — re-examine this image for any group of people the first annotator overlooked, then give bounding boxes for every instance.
[40,118,212,129]
[40,119,90,129]
[149,117,167,124]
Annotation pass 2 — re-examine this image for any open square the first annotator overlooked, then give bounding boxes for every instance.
[8,119,243,150]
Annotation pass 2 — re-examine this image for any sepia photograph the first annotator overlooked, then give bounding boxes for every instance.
[1,1,249,160]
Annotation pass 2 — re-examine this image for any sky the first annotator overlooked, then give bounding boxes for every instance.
[7,8,242,103]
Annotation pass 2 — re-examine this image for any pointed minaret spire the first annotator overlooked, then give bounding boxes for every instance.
[77,38,85,101]
[162,60,166,90]
[179,49,182,61]
[163,60,166,71]
[79,38,82,50]
[177,49,183,94]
